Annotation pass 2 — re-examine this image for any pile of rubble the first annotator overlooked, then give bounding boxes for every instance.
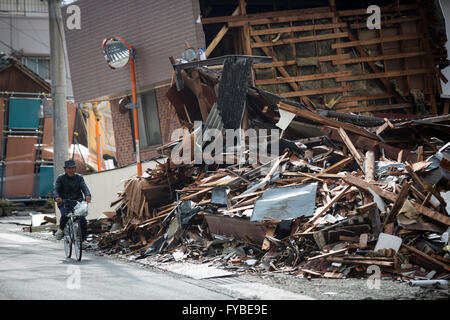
[95,55,450,284]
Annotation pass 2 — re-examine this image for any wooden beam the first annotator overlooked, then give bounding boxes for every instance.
[250,22,347,36]
[336,68,430,82]
[338,128,365,170]
[251,32,349,48]
[337,4,418,17]
[349,16,421,29]
[364,151,375,182]
[239,0,252,56]
[204,6,240,58]
[332,51,427,65]
[331,33,425,49]
[201,7,331,25]
[307,248,348,261]
[278,101,377,140]
[403,244,450,272]
[343,175,397,203]
[327,257,394,267]
[251,33,315,110]
[382,180,411,228]
[253,54,351,69]
[412,202,450,226]
[336,102,414,113]
[256,71,352,85]
[279,86,353,98]
[305,185,351,230]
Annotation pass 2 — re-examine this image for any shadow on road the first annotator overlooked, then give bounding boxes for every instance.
[60,258,92,265]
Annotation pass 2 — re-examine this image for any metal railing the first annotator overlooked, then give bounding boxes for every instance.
[0,0,48,15]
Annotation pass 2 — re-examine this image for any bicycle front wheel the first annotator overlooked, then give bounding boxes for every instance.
[64,221,72,258]
[73,220,83,261]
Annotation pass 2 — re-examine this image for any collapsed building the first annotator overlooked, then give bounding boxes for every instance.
[59,0,450,281]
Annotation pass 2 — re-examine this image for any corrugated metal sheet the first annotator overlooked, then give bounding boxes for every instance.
[63,0,205,103]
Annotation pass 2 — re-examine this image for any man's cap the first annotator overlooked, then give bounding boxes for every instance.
[64,159,76,168]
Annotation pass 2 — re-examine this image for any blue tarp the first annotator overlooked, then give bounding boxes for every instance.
[38,166,54,197]
[8,97,41,129]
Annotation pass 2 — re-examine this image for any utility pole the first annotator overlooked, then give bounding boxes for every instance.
[48,0,69,179]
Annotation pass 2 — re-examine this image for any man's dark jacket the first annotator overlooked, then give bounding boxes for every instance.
[53,173,91,201]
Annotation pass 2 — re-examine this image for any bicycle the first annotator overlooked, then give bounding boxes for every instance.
[62,199,88,261]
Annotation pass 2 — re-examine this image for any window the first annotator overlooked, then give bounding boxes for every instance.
[21,56,50,80]
[130,89,162,148]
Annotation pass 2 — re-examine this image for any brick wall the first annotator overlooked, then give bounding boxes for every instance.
[110,85,181,167]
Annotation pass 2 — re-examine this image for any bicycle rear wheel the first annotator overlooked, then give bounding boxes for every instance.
[64,221,72,258]
[73,220,82,261]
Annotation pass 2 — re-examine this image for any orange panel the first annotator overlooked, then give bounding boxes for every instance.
[0,97,4,154]
[41,101,77,160]
[4,136,37,197]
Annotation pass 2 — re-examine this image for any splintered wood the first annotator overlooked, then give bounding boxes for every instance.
[97,24,449,280]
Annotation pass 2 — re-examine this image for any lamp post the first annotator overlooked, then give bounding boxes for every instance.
[102,37,142,176]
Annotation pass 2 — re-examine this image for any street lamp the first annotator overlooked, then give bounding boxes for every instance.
[102,36,142,176]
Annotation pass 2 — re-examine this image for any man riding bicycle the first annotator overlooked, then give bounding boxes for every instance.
[53,160,91,241]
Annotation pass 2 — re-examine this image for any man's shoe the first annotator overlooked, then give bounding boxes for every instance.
[55,229,63,240]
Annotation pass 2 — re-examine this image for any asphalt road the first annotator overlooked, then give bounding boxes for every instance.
[0,217,233,300]
[2,216,446,301]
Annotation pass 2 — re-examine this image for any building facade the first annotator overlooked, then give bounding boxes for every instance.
[63,0,205,167]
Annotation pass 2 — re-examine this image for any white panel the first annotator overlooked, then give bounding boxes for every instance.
[56,157,166,223]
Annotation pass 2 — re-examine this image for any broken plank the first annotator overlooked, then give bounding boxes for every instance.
[262,225,276,251]
[251,34,315,110]
[411,202,450,226]
[306,185,351,228]
[336,103,413,113]
[307,248,348,261]
[223,204,254,214]
[256,71,352,85]
[327,257,394,267]
[403,244,450,272]
[254,55,351,69]
[231,190,265,201]
[205,6,240,57]
[338,128,365,170]
[343,175,397,203]
[383,180,411,228]
[332,51,427,65]
[279,86,353,98]
[336,68,429,82]
[364,151,375,182]
[331,33,424,49]
[251,32,349,48]
[250,22,347,36]
[278,101,377,140]
[298,269,323,277]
